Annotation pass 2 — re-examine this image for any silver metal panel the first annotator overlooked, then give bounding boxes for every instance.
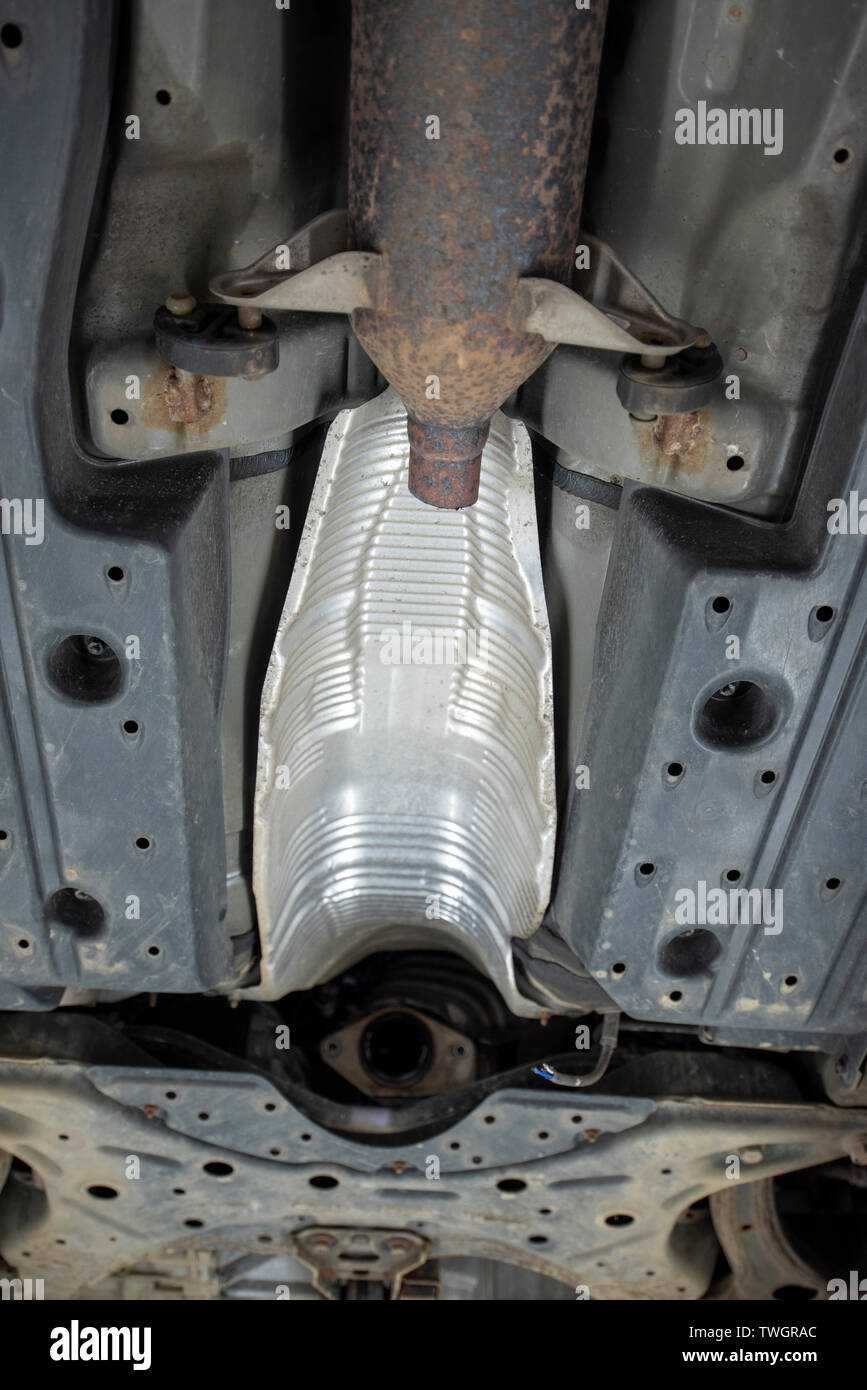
[252,389,555,1014]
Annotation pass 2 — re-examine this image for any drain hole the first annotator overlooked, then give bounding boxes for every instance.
[605,1213,634,1227]
[46,635,123,703]
[1,23,22,47]
[46,888,105,938]
[309,1175,339,1189]
[87,1185,118,1200]
[660,929,721,978]
[696,680,777,748]
[203,1162,234,1177]
[497,1178,527,1194]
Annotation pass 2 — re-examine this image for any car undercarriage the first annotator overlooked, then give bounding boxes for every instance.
[1,0,867,1310]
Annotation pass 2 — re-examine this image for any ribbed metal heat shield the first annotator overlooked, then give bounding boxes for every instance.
[252,388,554,1015]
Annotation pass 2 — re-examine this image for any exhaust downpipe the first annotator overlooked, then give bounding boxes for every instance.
[348,0,609,507]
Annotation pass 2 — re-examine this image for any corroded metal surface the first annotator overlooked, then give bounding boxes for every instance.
[348,0,608,505]
[251,388,555,1015]
[406,419,490,508]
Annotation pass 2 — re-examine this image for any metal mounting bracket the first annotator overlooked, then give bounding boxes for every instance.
[210,212,700,356]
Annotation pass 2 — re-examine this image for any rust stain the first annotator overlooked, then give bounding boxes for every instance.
[584,1128,601,1143]
[164,368,213,424]
[141,362,226,435]
[391,1159,408,1175]
[653,411,703,460]
[631,407,709,478]
[142,1103,160,1119]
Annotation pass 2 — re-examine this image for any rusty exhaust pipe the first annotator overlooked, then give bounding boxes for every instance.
[348,0,608,508]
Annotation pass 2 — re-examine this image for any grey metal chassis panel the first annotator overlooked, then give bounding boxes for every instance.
[515,0,867,517]
[0,2,239,1003]
[552,278,867,1042]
